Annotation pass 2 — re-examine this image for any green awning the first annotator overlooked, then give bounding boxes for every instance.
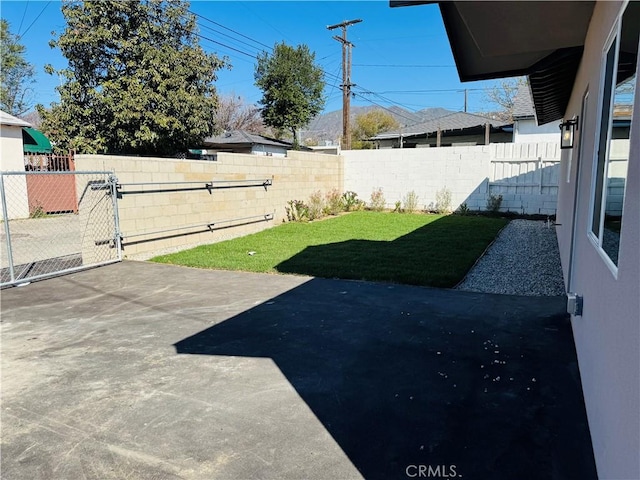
[22,127,52,154]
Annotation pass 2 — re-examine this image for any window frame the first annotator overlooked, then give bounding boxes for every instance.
[587,5,634,277]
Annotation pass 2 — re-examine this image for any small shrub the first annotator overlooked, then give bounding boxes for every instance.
[434,187,452,214]
[403,190,419,213]
[308,190,325,220]
[486,193,503,214]
[393,200,402,213]
[342,191,364,212]
[286,200,309,222]
[324,188,344,216]
[29,201,46,218]
[457,202,470,216]
[369,187,386,212]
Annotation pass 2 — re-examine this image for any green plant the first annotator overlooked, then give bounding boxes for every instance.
[486,193,503,214]
[457,202,470,216]
[393,200,402,213]
[403,190,419,213]
[308,190,325,220]
[29,201,46,218]
[324,188,343,216]
[369,187,386,211]
[434,187,452,214]
[286,200,309,222]
[341,191,364,212]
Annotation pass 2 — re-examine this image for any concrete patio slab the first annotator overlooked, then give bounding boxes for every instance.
[1,261,596,479]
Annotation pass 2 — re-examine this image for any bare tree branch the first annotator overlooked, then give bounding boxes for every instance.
[214,94,265,133]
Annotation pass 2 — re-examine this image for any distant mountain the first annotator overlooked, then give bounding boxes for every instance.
[304,106,454,145]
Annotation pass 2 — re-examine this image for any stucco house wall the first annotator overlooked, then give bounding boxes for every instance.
[0,125,26,171]
[513,118,559,143]
[0,112,30,219]
[555,2,639,478]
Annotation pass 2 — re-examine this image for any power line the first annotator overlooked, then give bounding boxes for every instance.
[19,1,51,39]
[376,88,486,94]
[354,64,456,68]
[17,0,29,36]
[353,86,419,114]
[192,10,272,51]
[188,9,456,127]
[196,23,267,56]
[350,91,420,124]
[193,31,258,60]
[190,10,420,117]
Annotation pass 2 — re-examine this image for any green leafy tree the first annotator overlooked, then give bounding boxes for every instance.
[38,0,226,155]
[351,109,399,149]
[0,20,35,116]
[254,42,325,149]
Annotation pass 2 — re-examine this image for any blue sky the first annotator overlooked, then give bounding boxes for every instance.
[1,1,509,119]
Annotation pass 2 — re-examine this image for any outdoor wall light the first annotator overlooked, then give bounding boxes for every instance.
[559,116,578,149]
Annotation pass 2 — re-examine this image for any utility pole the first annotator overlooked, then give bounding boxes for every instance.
[328,19,361,150]
[464,89,468,113]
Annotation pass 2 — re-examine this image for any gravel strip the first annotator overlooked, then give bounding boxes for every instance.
[455,219,566,296]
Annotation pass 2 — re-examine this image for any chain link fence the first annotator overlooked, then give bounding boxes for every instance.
[1,171,121,287]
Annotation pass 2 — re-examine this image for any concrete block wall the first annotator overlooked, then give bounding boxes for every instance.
[343,146,492,212]
[343,142,561,215]
[76,151,343,259]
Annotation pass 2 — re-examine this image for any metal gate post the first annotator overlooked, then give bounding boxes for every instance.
[109,173,123,260]
[0,173,16,284]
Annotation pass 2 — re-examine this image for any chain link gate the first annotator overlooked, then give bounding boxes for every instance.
[0,171,121,287]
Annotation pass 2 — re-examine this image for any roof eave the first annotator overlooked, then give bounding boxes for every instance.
[393,1,595,124]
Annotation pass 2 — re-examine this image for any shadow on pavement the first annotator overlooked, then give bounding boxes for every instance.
[175,277,596,480]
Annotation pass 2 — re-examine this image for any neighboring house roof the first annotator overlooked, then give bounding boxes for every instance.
[512,84,536,119]
[202,130,293,149]
[22,127,53,154]
[392,1,596,125]
[0,110,31,128]
[372,112,508,140]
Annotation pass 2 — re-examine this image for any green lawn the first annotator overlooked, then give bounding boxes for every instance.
[151,211,508,288]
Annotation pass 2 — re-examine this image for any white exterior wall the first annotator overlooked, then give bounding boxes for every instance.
[0,124,29,219]
[250,144,288,157]
[343,142,560,215]
[513,118,560,143]
[0,125,26,171]
[555,2,639,478]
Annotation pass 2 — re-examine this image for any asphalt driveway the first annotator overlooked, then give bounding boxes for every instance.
[0,261,596,479]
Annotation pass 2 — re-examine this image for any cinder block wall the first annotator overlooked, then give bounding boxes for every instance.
[343,146,492,211]
[343,143,560,215]
[76,151,343,259]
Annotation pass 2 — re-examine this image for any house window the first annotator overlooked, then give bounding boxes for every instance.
[589,2,638,270]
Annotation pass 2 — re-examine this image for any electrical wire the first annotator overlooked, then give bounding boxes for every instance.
[17,0,29,37]
[185,8,461,126]
[192,10,273,51]
[19,1,51,39]
[354,64,456,68]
